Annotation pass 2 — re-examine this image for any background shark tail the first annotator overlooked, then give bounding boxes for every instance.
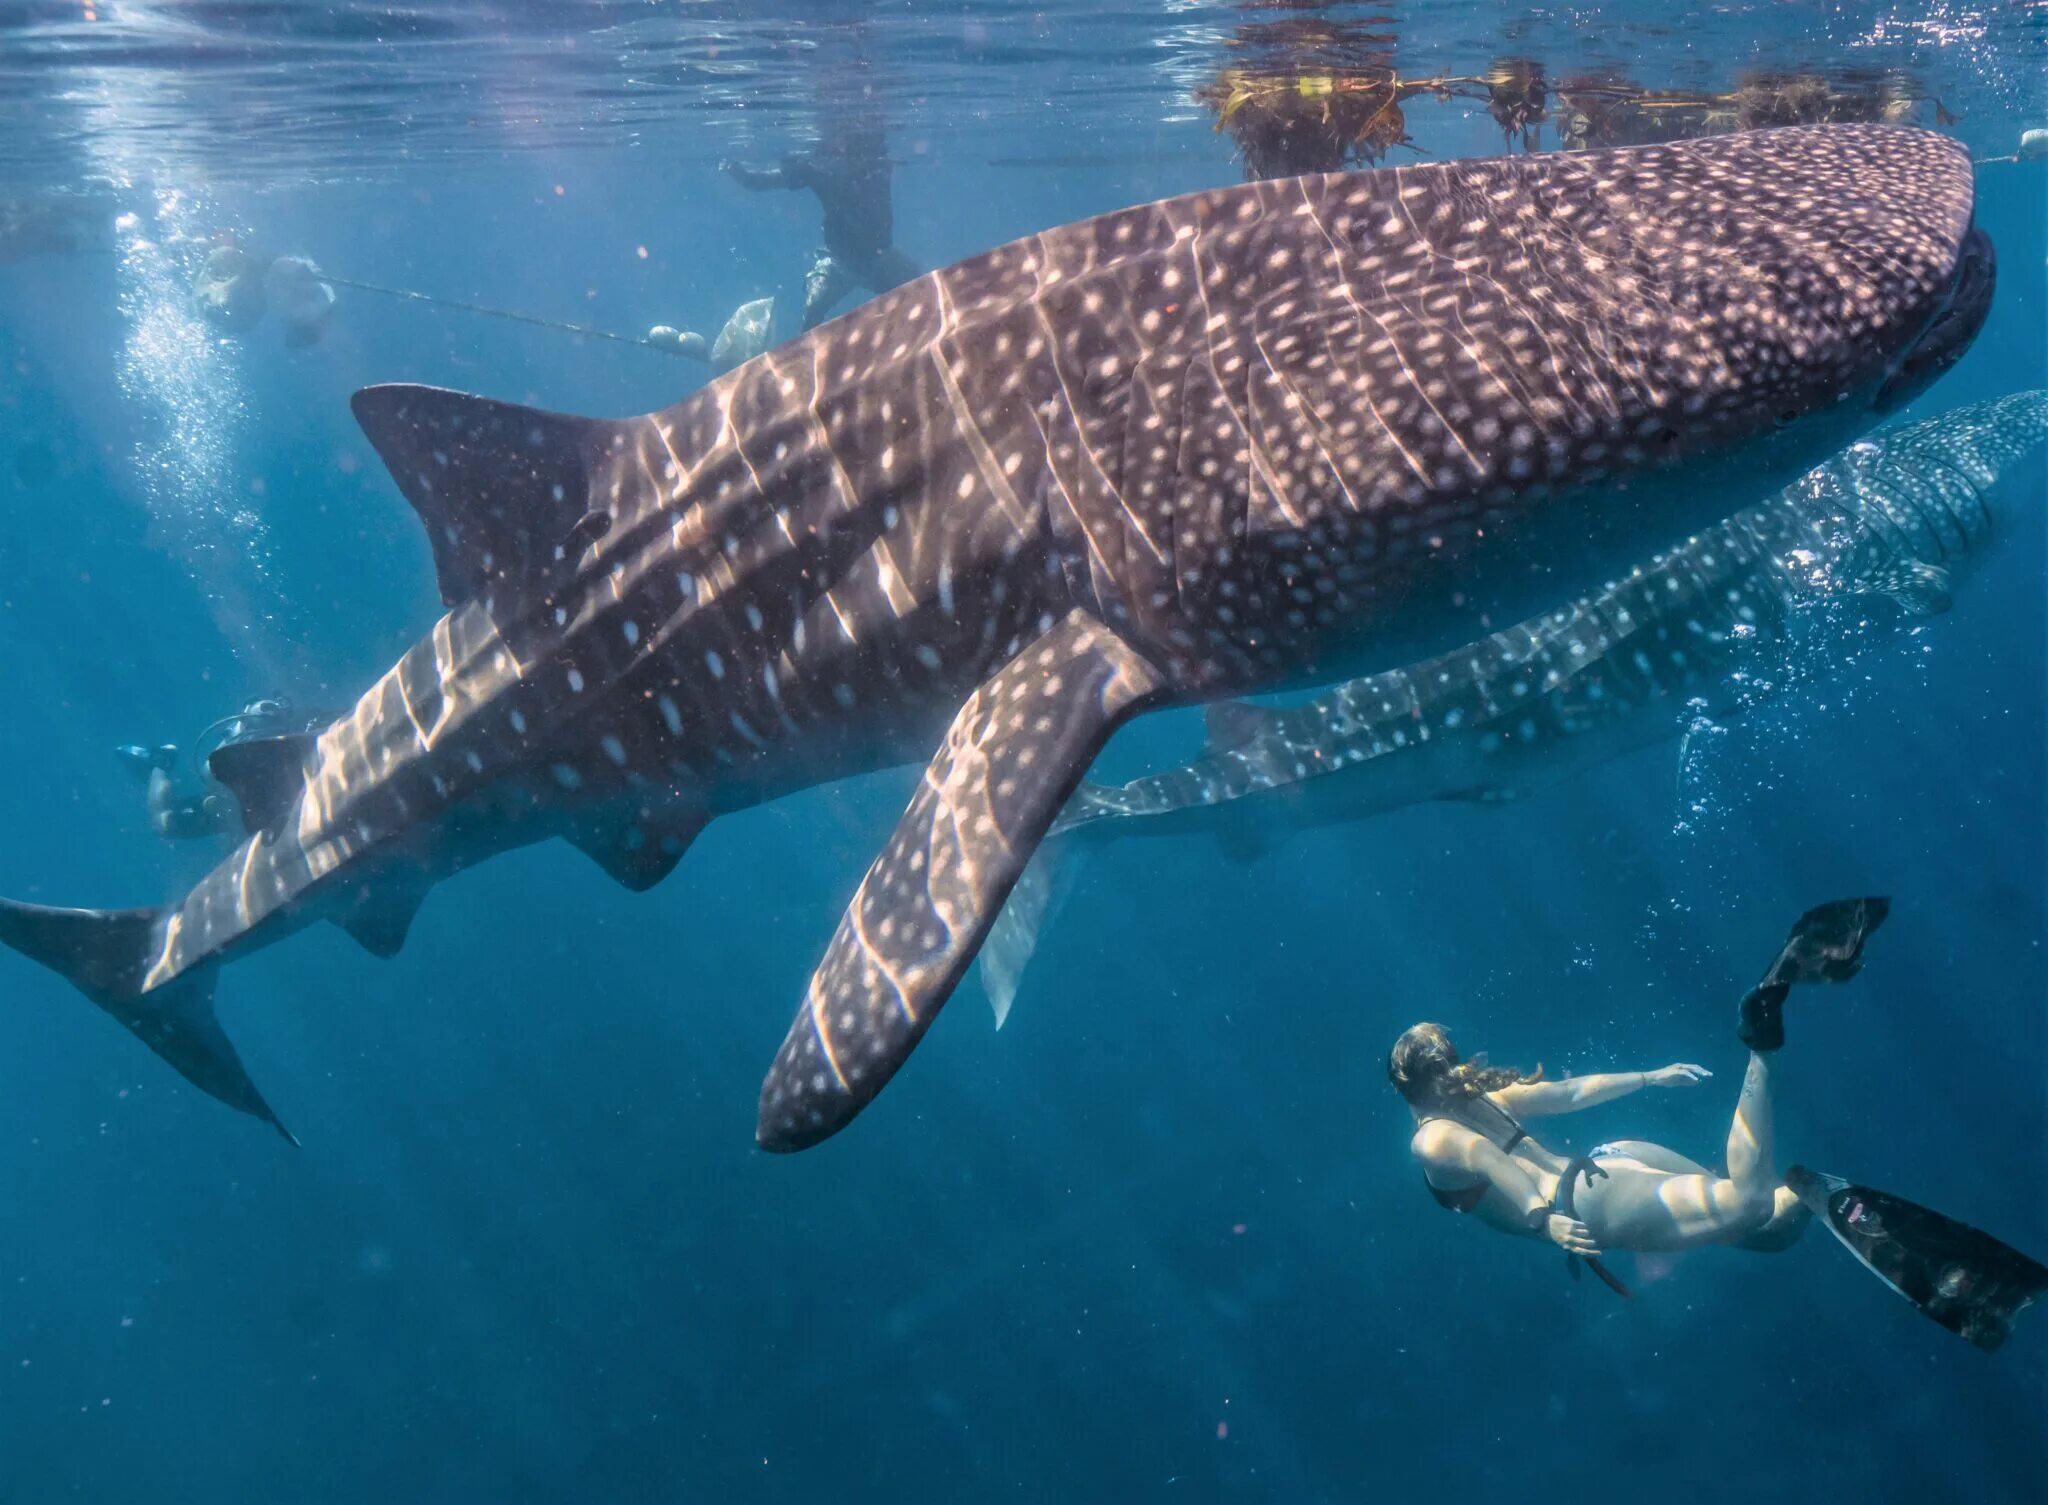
[0,900,295,1143]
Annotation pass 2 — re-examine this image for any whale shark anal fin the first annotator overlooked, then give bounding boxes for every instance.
[330,877,430,959]
[756,610,1166,1151]
[207,732,319,835]
[351,384,632,608]
[565,805,707,892]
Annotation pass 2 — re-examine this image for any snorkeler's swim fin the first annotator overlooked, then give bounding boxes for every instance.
[1786,1166,2048,1351]
[1738,896,1890,1051]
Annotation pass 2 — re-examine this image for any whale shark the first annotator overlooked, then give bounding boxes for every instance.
[0,125,1990,1150]
[979,390,2048,1023]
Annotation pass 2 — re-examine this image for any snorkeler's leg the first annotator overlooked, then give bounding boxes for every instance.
[145,768,178,839]
[1720,1049,1779,1229]
[801,252,855,329]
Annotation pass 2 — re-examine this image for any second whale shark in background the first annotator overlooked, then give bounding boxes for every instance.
[981,390,2048,1024]
[0,125,1993,1150]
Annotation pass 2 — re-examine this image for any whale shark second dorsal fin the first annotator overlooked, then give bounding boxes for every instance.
[207,732,319,835]
[351,384,634,608]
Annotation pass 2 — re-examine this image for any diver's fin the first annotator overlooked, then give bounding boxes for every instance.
[329,880,429,960]
[1740,895,1891,1051]
[757,611,1165,1151]
[1760,896,1891,988]
[0,900,294,1143]
[1787,1166,2048,1351]
[206,732,318,835]
[1203,700,1279,756]
[350,384,637,608]
[564,805,706,892]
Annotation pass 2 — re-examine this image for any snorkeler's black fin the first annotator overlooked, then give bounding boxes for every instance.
[1786,1166,2048,1351]
[1738,896,1891,1051]
[0,900,296,1144]
[207,732,319,835]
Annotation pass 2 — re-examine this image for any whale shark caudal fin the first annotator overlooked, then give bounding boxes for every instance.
[756,611,1166,1150]
[207,732,320,835]
[349,383,639,608]
[0,900,295,1143]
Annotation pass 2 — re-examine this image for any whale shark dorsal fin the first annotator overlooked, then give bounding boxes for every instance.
[1203,700,1278,756]
[350,384,630,608]
[207,732,319,835]
[755,611,1166,1151]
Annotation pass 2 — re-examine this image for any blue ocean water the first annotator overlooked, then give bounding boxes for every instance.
[0,4,2044,1501]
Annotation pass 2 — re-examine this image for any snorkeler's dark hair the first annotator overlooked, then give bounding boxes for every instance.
[1386,1022,1541,1108]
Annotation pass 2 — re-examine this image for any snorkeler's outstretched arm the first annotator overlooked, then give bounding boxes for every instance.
[1490,1064,1710,1118]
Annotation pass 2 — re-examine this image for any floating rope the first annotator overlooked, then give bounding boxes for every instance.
[317,272,691,354]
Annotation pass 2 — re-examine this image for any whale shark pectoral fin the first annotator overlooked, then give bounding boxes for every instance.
[206,733,318,835]
[1866,559,1953,617]
[564,805,707,892]
[0,900,295,1143]
[350,384,632,608]
[756,611,1166,1151]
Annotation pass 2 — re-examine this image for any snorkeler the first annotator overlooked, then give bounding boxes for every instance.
[191,238,337,345]
[115,695,318,841]
[722,120,919,330]
[1391,898,2048,1349]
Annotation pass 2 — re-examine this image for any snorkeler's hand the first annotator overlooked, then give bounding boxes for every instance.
[1543,1214,1601,1257]
[1646,1063,1711,1088]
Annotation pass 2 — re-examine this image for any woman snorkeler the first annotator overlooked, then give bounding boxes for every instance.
[1390,898,2048,1349]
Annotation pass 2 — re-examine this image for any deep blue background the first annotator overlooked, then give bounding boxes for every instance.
[1,112,2044,1504]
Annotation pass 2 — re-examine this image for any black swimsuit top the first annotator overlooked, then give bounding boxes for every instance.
[1419,1103,1530,1215]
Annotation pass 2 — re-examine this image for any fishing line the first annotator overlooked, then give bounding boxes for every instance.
[317,272,694,353]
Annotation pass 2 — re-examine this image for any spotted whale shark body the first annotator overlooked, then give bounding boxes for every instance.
[979,391,2047,1023]
[0,126,1989,1150]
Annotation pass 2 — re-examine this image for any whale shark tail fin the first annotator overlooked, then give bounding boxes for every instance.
[0,900,294,1143]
